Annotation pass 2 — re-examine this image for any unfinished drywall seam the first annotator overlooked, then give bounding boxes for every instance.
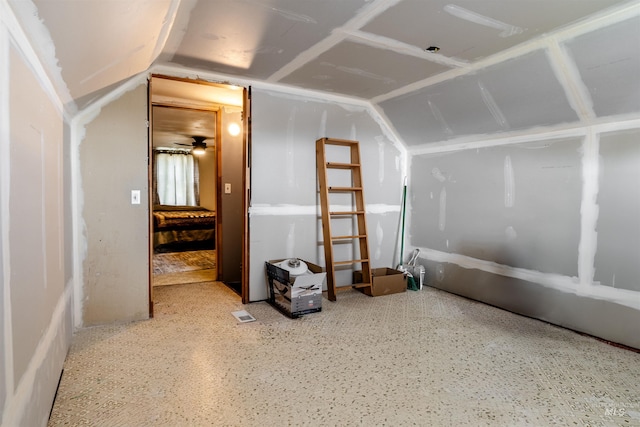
[152,63,371,108]
[1,284,72,427]
[369,103,407,171]
[267,0,402,83]
[149,0,181,65]
[152,66,406,156]
[156,0,199,63]
[417,247,640,311]
[546,39,595,122]
[578,129,600,290]
[153,64,408,169]
[0,0,71,118]
[250,204,400,216]
[372,41,545,104]
[372,2,640,105]
[444,4,523,37]
[267,30,344,83]
[409,116,640,156]
[69,115,86,330]
[0,19,15,411]
[150,66,408,160]
[340,29,466,68]
[558,1,640,42]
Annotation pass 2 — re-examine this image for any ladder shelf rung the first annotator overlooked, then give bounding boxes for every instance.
[352,282,371,289]
[329,186,362,192]
[327,162,360,169]
[329,210,365,216]
[335,282,371,291]
[321,138,359,147]
[334,259,369,266]
[331,234,367,240]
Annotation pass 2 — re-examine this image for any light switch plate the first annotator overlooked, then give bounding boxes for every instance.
[224,183,231,194]
[131,190,141,204]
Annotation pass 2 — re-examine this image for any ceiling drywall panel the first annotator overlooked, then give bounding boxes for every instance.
[566,15,640,117]
[32,0,173,100]
[424,75,507,137]
[279,40,452,99]
[380,74,506,145]
[9,0,638,150]
[477,50,579,130]
[169,0,368,79]
[378,89,451,145]
[362,0,629,61]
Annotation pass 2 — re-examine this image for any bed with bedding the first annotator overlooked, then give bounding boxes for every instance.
[153,205,216,252]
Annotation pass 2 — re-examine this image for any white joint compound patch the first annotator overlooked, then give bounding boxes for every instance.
[504,155,515,208]
[377,136,385,183]
[444,4,523,38]
[438,188,447,232]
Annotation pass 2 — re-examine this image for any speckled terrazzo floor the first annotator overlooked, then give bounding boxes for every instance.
[48,283,640,426]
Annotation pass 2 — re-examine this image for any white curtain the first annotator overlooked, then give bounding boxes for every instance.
[155,151,199,206]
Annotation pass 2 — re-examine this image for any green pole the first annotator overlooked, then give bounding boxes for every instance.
[399,177,407,267]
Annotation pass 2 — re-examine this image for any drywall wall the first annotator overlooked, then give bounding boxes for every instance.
[249,89,404,301]
[80,84,149,326]
[219,109,243,284]
[389,9,640,349]
[1,13,72,426]
[411,138,583,276]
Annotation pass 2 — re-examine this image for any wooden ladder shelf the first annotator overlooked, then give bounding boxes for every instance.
[316,138,372,301]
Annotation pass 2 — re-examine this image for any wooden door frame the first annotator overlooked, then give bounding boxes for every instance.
[147,74,251,312]
[241,87,251,304]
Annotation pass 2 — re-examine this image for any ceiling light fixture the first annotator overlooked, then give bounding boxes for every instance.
[192,145,206,155]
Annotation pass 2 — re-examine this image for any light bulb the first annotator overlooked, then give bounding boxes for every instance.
[228,123,241,136]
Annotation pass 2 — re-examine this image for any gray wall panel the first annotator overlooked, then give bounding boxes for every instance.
[5,41,71,427]
[9,44,67,391]
[410,138,582,276]
[594,130,640,291]
[81,85,149,325]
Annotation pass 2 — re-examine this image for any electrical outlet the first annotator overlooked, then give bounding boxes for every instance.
[131,190,141,204]
[225,183,231,194]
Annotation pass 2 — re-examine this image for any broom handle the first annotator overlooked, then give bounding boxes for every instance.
[399,176,407,266]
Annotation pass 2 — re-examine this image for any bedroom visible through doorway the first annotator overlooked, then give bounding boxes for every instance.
[148,75,248,315]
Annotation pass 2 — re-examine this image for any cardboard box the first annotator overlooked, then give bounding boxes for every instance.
[354,268,407,297]
[265,259,326,318]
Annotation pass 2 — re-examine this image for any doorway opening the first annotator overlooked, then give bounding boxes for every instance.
[148,75,250,316]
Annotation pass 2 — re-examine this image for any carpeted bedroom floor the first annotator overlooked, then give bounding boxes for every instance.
[153,249,216,286]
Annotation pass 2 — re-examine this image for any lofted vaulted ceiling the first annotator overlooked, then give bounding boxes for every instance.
[10,0,640,146]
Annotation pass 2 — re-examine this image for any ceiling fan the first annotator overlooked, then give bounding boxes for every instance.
[174,136,213,155]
